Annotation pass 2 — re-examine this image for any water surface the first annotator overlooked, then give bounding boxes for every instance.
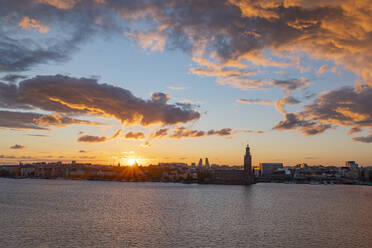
[0,178,371,247]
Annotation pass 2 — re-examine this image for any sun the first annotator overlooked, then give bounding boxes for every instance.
[128,158,136,166]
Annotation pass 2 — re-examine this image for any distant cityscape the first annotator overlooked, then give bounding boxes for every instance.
[1,144,371,185]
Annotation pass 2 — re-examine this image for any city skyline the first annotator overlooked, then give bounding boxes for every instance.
[1,0,372,166]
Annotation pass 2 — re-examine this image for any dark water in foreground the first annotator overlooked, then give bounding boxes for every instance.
[0,178,371,248]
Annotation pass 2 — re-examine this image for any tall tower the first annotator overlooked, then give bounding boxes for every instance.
[205,157,210,168]
[244,144,253,183]
[198,158,203,167]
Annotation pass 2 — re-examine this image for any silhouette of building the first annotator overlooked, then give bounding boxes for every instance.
[259,163,283,176]
[244,144,251,171]
[210,144,254,185]
[205,158,210,168]
[345,161,358,169]
[198,158,203,168]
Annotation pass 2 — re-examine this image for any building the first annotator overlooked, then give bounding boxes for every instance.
[244,144,253,183]
[205,158,210,168]
[259,163,283,176]
[198,158,203,168]
[210,144,254,185]
[345,161,358,169]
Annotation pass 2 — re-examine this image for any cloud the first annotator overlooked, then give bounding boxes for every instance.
[0,111,48,130]
[237,95,300,113]
[168,86,186,90]
[1,74,27,83]
[128,28,167,52]
[273,85,372,139]
[169,127,233,139]
[77,129,121,143]
[0,75,200,126]
[18,16,50,33]
[275,96,301,113]
[317,65,330,74]
[348,127,362,135]
[169,127,206,139]
[352,134,372,143]
[23,134,50,137]
[10,144,26,150]
[207,128,233,136]
[33,113,103,127]
[124,131,145,140]
[270,79,311,94]
[233,129,264,134]
[150,127,263,139]
[0,155,16,159]
[1,0,372,90]
[0,110,103,130]
[37,0,78,9]
[79,150,86,153]
[273,113,332,136]
[236,99,274,105]
[150,128,169,138]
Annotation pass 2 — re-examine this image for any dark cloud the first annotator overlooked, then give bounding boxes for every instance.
[1,74,27,83]
[150,128,169,138]
[124,131,145,140]
[79,150,86,153]
[23,134,50,137]
[273,113,332,136]
[33,113,103,127]
[77,129,121,143]
[170,127,206,139]
[0,75,200,126]
[169,127,232,139]
[273,85,372,139]
[348,127,362,135]
[0,110,48,130]
[10,144,26,149]
[77,135,107,143]
[301,86,372,129]
[270,79,310,93]
[0,110,103,130]
[0,0,109,72]
[352,134,372,143]
[207,128,232,136]
[2,0,371,90]
[150,126,263,139]
[0,155,16,159]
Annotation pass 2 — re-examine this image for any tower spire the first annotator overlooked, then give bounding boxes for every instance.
[244,143,253,183]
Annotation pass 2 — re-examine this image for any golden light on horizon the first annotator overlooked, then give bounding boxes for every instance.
[128,158,137,166]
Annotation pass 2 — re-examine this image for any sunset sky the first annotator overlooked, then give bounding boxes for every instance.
[1,0,372,166]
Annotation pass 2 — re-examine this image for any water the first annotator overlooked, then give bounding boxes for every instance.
[0,178,371,248]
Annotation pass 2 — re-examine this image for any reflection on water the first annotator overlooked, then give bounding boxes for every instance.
[0,178,371,248]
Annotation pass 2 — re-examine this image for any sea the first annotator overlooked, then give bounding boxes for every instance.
[0,178,371,248]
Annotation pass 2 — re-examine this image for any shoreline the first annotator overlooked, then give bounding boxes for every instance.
[1,176,371,187]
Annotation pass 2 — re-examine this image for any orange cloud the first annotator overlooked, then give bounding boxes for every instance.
[77,129,121,143]
[18,17,50,33]
[124,131,145,140]
[37,0,78,9]
[0,75,200,127]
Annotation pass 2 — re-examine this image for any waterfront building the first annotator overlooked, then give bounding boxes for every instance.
[198,158,203,168]
[259,163,283,176]
[205,158,210,168]
[210,144,254,184]
[345,161,358,169]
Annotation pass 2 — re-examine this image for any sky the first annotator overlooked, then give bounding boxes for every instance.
[1,0,372,166]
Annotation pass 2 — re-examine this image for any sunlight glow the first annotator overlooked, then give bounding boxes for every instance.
[128,158,137,166]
